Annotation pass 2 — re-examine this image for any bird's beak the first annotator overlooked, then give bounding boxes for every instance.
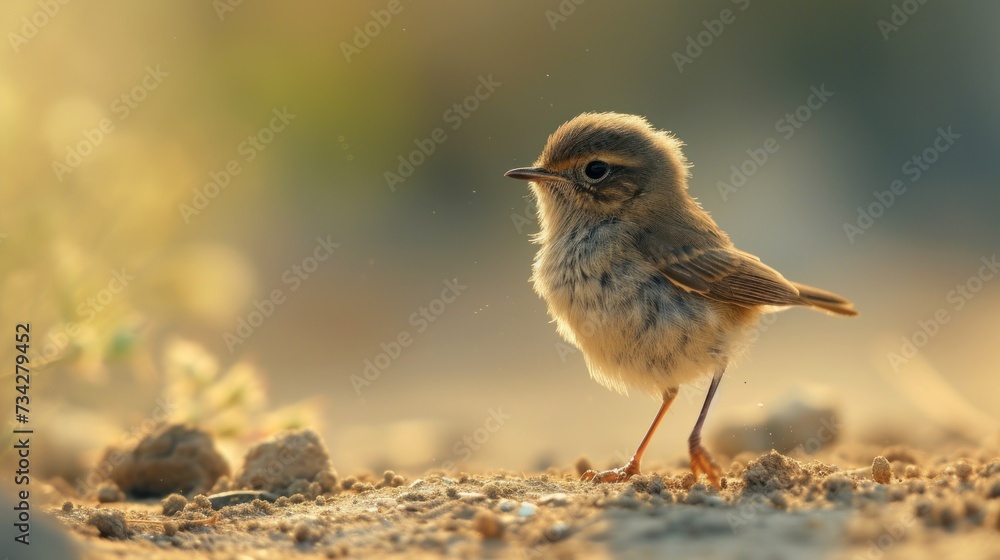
[504,167,568,183]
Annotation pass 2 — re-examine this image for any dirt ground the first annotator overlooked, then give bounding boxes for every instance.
[16,435,1000,560]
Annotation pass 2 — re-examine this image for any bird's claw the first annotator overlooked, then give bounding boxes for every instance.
[690,444,722,488]
[581,461,641,483]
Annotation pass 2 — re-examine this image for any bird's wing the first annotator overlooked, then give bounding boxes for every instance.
[648,243,803,308]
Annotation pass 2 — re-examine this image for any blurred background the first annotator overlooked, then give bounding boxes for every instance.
[1,1,998,484]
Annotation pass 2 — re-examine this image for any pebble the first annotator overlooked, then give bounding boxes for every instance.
[872,456,893,484]
[538,492,569,506]
[458,492,487,503]
[518,502,537,517]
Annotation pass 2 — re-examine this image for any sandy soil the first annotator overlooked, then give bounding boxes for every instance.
[30,437,1000,560]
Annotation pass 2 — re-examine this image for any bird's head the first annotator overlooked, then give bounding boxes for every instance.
[505,112,693,233]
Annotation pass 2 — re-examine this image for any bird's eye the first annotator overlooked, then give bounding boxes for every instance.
[583,160,610,182]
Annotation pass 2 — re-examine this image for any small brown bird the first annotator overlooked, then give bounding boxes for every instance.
[505,112,857,486]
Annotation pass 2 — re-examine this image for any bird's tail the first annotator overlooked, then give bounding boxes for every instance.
[792,282,858,317]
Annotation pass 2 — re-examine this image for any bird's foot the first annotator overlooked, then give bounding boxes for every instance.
[581,459,641,483]
[690,444,722,488]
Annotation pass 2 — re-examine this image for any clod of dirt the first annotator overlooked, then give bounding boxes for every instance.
[952,460,974,481]
[872,455,893,484]
[185,494,213,511]
[106,424,230,497]
[88,510,128,539]
[473,509,504,539]
[742,450,810,493]
[161,493,188,516]
[234,429,334,495]
[95,482,125,503]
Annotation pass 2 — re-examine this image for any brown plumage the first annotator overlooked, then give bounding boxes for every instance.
[505,112,857,486]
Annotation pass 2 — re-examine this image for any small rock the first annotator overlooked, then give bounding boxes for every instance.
[314,469,339,492]
[186,494,213,511]
[498,499,516,512]
[458,492,486,503]
[473,509,504,540]
[545,521,570,542]
[953,461,974,481]
[680,472,697,490]
[95,482,125,503]
[398,491,428,502]
[538,493,569,506]
[161,493,188,516]
[518,502,537,517]
[207,490,280,510]
[872,456,892,484]
[106,424,229,498]
[235,429,332,494]
[293,523,321,544]
[88,510,128,540]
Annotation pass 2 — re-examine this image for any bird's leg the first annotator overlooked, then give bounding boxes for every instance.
[582,388,678,483]
[689,369,725,487]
